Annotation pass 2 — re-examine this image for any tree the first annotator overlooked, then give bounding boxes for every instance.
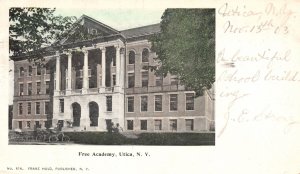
[150,9,215,96]
[9,8,97,65]
[9,8,75,63]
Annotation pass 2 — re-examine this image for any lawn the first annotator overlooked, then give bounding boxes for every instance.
[65,132,215,145]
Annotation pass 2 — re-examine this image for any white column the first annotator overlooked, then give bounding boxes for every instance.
[115,45,120,87]
[101,47,106,87]
[55,51,60,92]
[82,49,89,93]
[120,48,125,88]
[67,52,72,91]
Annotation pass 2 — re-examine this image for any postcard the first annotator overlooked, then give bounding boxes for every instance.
[0,0,299,174]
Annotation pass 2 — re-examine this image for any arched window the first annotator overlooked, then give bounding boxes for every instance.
[142,48,149,62]
[19,67,25,77]
[28,66,32,76]
[129,51,135,64]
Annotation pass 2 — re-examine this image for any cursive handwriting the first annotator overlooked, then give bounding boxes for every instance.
[264,70,300,82]
[218,69,260,83]
[219,3,294,34]
[218,48,291,68]
[218,90,249,137]
[223,19,288,34]
[265,3,294,26]
[218,3,262,17]
[219,2,294,21]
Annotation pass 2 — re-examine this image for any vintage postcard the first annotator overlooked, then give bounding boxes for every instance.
[8,8,215,146]
[0,0,300,174]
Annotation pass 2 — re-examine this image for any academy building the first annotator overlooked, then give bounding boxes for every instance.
[11,15,215,132]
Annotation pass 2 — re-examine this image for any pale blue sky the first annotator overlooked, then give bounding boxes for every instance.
[55,8,165,30]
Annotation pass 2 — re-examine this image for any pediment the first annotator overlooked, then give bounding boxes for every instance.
[60,15,120,45]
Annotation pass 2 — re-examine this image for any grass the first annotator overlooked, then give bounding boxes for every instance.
[65,132,215,145]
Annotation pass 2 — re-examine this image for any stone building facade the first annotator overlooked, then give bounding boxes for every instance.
[11,15,215,132]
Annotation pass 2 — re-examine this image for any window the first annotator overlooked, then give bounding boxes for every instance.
[36,82,41,94]
[18,121,22,129]
[26,121,31,128]
[128,73,135,88]
[45,101,49,115]
[155,95,162,111]
[91,28,97,35]
[45,66,50,74]
[155,120,162,130]
[27,103,31,115]
[46,120,52,128]
[113,55,116,66]
[28,66,32,76]
[129,51,135,64]
[127,120,133,130]
[141,71,148,87]
[112,74,116,86]
[18,103,23,115]
[59,99,64,113]
[45,81,50,94]
[36,66,41,75]
[141,120,147,130]
[78,69,83,78]
[75,77,83,89]
[35,102,40,115]
[35,121,41,128]
[141,96,148,112]
[19,84,24,96]
[127,97,134,112]
[28,83,32,95]
[19,67,25,77]
[155,75,163,86]
[186,93,195,110]
[106,96,112,112]
[186,119,194,131]
[170,76,178,85]
[142,48,149,62]
[170,119,177,131]
[170,94,178,111]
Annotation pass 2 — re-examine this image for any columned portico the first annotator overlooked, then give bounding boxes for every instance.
[53,40,126,132]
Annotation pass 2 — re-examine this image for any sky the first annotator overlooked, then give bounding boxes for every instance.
[9,8,165,105]
[55,8,165,30]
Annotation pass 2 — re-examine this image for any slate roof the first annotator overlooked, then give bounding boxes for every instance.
[121,23,160,39]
